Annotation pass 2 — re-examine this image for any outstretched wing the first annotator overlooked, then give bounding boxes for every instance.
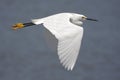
[32,13,83,70]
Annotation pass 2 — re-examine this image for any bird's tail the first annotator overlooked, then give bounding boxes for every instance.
[32,19,44,25]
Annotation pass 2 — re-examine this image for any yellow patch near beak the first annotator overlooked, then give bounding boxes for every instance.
[82,16,87,20]
[12,23,24,30]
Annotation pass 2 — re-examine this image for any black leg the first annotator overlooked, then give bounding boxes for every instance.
[23,22,36,27]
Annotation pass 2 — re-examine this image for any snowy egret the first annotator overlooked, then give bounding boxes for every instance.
[12,13,97,70]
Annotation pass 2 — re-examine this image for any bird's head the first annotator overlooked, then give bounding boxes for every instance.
[71,13,98,21]
[70,13,98,26]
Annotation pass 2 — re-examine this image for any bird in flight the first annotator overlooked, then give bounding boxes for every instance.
[12,13,97,70]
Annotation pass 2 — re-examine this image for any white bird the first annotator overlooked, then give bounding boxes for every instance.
[12,13,97,70]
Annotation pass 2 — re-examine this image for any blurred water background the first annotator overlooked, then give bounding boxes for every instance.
[0,0,120,80]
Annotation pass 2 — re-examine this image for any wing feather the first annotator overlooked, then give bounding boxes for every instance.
[32,13,83,70]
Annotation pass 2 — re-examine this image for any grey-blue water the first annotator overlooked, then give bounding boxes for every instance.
[0,0,120,80]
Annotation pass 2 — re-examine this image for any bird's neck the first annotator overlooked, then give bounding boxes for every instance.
[70,18,83,26]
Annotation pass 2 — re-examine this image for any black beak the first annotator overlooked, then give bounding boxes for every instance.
[86,18,98,21]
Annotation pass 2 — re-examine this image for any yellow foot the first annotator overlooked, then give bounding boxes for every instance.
[12,23,24,30]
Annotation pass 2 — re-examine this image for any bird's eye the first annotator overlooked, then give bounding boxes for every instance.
[81,16,87,20]
[82,16,85,19]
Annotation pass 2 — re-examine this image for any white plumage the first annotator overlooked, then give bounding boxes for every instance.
[32,13,84,70]
[13,12,97,70]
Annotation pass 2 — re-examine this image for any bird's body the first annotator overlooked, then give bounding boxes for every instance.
[32,13,83,39]
[32,13,84,70]
[12,12,97,71]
